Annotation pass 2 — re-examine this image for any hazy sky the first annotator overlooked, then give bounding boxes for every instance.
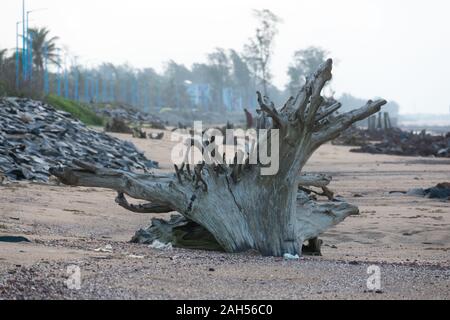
[1,0,450,114]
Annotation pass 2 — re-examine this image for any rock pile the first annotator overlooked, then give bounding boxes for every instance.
[105,118,133,134]
[335,127,450,158]
[0,97,158,182]
[333,127,385,147]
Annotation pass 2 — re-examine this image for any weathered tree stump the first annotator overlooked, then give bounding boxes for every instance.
[51,59,386,257]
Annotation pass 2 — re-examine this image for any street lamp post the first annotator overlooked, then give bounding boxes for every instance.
[22,0,26,79]
[25,9,31,80]
[16,21,23,90]
[25,7,48,81]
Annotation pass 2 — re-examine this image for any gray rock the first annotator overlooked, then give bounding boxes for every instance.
[0,236,31,243]
[406,188,426,196]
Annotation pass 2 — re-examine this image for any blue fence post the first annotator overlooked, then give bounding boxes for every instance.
[90,77,95,102]
[74,71,79,101]
[95,77,99,103]
[28,32,33,81]
[155,81,160,108]
[85,76,89,102]
[109,78,114,103]
[128,80,132,105]
[64,67,69,98]
[100,78,104,102]
[57,70,61,97]
[144,86,149,112]
[56,49,61,96]
[134,78,139,107]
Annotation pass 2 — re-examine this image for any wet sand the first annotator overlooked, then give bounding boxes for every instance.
[0,129,449,299]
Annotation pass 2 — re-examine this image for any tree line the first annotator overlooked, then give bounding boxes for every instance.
[0,9,398,116]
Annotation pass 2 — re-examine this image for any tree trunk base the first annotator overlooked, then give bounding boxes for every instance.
[131,214,323,256]
[131,215,224,252]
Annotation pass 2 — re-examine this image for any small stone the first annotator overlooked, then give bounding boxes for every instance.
[283,253,300,261]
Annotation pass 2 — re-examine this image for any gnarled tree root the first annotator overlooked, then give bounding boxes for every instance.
[51,59,385,257]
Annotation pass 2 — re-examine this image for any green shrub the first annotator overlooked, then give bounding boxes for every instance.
[45,94,104,126]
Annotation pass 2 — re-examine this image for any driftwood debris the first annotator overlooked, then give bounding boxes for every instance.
[335,127,450,158]
[132,127,147,139]
[95,105,166,130]
[51,59,386,257]
[149,132,165,140]
[105,117,133,134]
[244,109,254,129]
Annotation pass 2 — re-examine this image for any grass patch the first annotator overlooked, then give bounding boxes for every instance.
[45,94,104,126]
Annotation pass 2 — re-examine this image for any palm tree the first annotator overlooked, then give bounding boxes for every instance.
[28,27,59,72]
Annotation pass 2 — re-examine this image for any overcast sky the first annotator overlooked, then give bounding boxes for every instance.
[1,0,450,114]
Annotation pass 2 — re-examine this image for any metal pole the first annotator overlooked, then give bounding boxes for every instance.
[125,81,128,105]
[74,71,79,101]
[25,10,31,80]
[102,78,107,103]
[84,74,89,102]
[64,54,69,98]
[22,0,26,80]
[95,77,99,103]
[109,78,114,103]
[16,22,20,90]
[121,81,126,104]
[89,75,93,102]
[143,86,149,112]
[127,80,131,105]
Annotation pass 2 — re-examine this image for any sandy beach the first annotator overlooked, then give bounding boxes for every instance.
[0,129,449,300]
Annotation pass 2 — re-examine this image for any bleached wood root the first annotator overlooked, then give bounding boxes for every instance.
[51,59,385,257]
